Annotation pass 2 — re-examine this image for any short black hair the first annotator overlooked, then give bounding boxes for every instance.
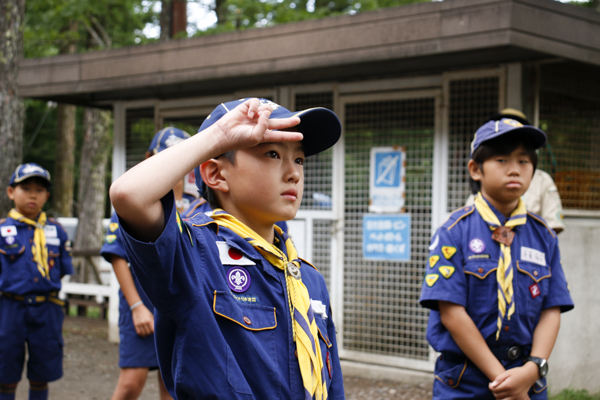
[469,131,538,194]
[203,151,236,209]
[12,176,51,190]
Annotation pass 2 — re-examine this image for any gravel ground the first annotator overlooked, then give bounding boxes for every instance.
[15,316,433,399]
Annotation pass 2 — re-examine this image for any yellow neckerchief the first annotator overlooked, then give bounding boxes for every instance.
[211,210,327,400]
[474,193,527,340]
[8,209,50,280]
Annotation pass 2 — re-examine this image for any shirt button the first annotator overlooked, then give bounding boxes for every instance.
[477,267,484,273]
[533,270,539,277]
[30,239,33,243]
[243,316,252,325]
[448,378,454,386]
[504,326,510,332]
[34,277,39,282]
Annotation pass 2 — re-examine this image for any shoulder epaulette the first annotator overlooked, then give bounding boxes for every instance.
[299,257,318,271]
[527,212,556,238]
[47,217,65,229]
[445,205,475,231]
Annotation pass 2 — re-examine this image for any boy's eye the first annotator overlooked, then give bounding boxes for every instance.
[295,157,305,166]
[519,159,530,164]
[266,150,280,159]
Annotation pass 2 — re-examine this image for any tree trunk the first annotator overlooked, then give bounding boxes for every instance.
[53,104,76,216]
[0,0,25,216]
[160,0,172,41]
[53,22,78,217]
[73,108,112,283]
[215,0,226,25]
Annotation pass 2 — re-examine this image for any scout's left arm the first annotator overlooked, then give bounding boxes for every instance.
[489,307,560,400]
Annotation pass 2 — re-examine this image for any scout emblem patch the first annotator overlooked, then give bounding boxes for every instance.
[439,266,455,279]
[441,246,457,259]
[227,267,251,293]
[429,255,440,268]
[529,283,541,299]
[4,236,15,245]
[109,222,119,232]
[469,238,485,254]
[105,235,117,244]
[216,241,255,266]
[425,274,439,287]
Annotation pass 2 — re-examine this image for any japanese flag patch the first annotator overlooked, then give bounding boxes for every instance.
[217,241,255,266]
[1,226,17,237]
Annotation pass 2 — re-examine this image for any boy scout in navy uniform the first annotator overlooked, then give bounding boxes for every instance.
[110,98,345,399]
[0,163,74,400]
[420,119,574,399]
[102,127,191,400]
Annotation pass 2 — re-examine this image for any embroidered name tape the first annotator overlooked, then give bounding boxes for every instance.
[310,299,328,319]
[521,246,546,266]
[46,238,60,246]
[44,225,57,238]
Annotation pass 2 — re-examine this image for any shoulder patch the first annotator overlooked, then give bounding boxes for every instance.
[429,255,440,268]
[442,246,457,259]
[425,274,439,287]
[439,266,455,279]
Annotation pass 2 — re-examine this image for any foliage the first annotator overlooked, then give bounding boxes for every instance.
[194,0,431,36]
[24,0,158,58]
[550,389,600,400]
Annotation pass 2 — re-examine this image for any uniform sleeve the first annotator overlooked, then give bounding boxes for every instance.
[118,192,209,315]
[419,225,468,311]
[58,225,74,276]
[100,213,128,263]
[543,238,574,312]
[538,172,566,232]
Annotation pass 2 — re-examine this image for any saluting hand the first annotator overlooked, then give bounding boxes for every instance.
[213,98,302,155]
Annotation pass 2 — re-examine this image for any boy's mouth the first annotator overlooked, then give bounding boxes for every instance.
[281,188,298,201]
[506,180,522,188]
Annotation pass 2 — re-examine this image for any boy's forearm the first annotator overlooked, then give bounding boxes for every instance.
[439,301,505,381]
[111,256,142,307]
[530,306,560,360]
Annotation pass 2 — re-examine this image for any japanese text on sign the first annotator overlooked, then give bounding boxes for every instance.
[363,214,411,261]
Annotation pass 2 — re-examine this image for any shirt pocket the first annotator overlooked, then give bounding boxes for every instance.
[463,260,498,316]
[212,290,278,396]
[516,261,551,317]
[315,316,334,389]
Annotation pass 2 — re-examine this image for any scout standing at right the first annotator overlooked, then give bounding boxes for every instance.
[0,164,74,400]
[420,119,574,399]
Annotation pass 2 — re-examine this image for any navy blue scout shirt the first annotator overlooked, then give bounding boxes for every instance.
[0,216,74,294]
[100,213,153,312]
[119,193,344,400]
[420,198,574,356]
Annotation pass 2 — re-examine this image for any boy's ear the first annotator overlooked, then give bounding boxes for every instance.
[200,159,230,194]
[6,186,15,200]
[468,159,483,182]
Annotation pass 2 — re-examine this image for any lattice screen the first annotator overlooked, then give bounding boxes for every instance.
[294,92,335,285]
[539,63,600,210]
[342,98,434,360]
[446,77,499,212]
[125,108,155,171]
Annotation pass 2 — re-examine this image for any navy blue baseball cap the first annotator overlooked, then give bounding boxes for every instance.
[148,127,191,155]
[470,118,547,157]
[195,98,342,195]
[9,163,52,187]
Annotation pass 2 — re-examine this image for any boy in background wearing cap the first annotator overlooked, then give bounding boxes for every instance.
[102,127,192,400]
[0,163,74,400]
[110,98,345,399]
[465,109,566,234]
[420,119,574,399]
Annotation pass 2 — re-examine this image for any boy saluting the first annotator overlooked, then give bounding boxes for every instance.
[110,98,345,399]
[420,119,574,399]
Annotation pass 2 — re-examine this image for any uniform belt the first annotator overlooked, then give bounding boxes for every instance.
[489,345,526,361]
[1,291,65,306]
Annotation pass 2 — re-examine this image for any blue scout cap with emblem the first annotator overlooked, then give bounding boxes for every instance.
[195,98,342,195]
[148,127,191,155]
[470,118,547,157]
[9,163,52,187]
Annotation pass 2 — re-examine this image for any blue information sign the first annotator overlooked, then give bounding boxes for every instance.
[363,214,411,261]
